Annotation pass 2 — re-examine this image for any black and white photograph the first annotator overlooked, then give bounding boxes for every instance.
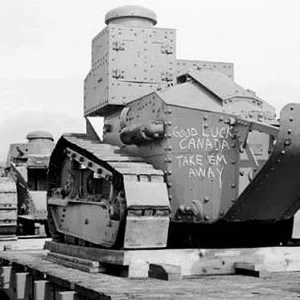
[1,1,300,299]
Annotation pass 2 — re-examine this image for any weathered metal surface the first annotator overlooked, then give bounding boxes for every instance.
[187,69,261,103]
[4,131,54,236]
[225,103,300,221]
[105,5,157,26]
[176,59,234,79]
[84,22,176,117]
[48,4,300,249]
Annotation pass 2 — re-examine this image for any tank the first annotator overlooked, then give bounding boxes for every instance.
[6,131,54,235]
[47,5,300,249]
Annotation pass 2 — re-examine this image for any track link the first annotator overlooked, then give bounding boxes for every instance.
[47,134,170,249]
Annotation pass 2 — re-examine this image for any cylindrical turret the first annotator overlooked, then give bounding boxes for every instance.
[26,131,54,156]
[105,5,157,27]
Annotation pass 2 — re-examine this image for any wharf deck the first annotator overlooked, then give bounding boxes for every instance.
[1,249,300,299]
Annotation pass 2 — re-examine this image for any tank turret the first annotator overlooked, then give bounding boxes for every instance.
[105,5,157,27]
[26,131,54,158]
[5,131,55,236]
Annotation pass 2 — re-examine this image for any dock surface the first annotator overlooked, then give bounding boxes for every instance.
[1,248,300,299]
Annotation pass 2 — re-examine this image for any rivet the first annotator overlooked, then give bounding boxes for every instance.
[219,211,224,216]
[289,118,294,122]
[169,195,173,200]
[231,183,236,188]
[185,205,191,212]
[219,117,224,122]
[204,123,208,129]
[179,205,185,212]
[231,197,236,202]
[276,159,281,164]
[284,140,291,146]
[231,143,236,148]
[177,216,181,220]
[281,150,286,155]
[204,197,209,203]
[204,215,210,221]
[167,121,172,126]
[203,115,208,121]
[287,129,292,134]
[231,160,236,165]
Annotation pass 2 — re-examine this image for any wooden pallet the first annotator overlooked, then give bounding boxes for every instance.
[45,241,300,280]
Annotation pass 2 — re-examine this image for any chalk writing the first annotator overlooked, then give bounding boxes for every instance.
[172,123,233,188]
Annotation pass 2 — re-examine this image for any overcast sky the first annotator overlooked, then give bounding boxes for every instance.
[1,0,300,162]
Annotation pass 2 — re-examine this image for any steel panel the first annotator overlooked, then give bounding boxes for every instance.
[166,106,239,223]
[176,59,234,79]
[225,103,300,221]
[187,69,261,102]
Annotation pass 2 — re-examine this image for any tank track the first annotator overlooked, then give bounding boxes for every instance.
[47,133,170,249]
[0,177,18,238]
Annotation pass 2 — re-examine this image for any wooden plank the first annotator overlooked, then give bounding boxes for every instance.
[0,238,50,251]
[47,252,100,269]
[46,252,103,273]
[1,250,300,299]
[44,241,129,265]
[234,262,270,278]
[45,241,300,277]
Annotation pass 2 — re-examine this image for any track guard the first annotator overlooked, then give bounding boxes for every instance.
[225,103,300,222]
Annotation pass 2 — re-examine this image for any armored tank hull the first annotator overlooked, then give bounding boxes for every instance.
[47,5,300,249]
[6,131,54,235]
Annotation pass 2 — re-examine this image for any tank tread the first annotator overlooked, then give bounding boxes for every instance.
[48,133,170,249]
[0,177,18,236]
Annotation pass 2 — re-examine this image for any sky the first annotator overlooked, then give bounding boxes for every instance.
[1,0,300,162]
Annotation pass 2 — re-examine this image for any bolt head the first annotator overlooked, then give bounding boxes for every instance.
[204,215,210,221]
[203,197,210,203]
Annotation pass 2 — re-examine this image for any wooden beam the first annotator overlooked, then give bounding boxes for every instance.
[149,263,182,281]
[57,291,76,300]
[34,280,49,300]
[16,272,29,300]
[234,262,270,278]
[47,252,103,273]
[0,266,12,289]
